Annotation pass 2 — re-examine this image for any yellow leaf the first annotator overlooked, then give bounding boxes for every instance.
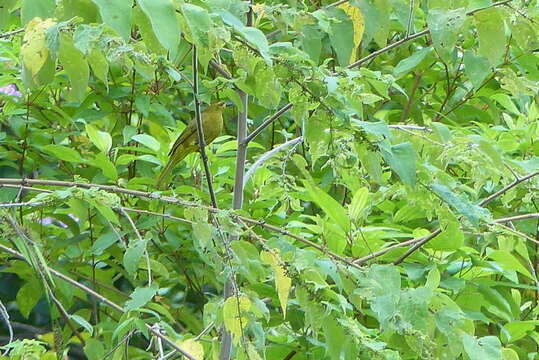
[223,296,251,344]
[21,17,57,77]
[338,3,364,63]
[178,339,204,360]
[261,249,292,318]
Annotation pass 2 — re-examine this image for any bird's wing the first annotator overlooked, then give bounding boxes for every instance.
[168,121,197,156]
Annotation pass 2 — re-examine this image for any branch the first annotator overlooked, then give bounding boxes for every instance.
[388,124,432,132]
[209,59,232,80]
[0,179,361,270]
[346,0,512,70]
[494,213,539,223]
[0,28,23,39]
[479,170,539,207]
[243,103,293,144]
[243,136,303,189]
[394,170,539,264]
[192,46,219,208]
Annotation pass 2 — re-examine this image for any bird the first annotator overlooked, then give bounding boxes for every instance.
[156,102,225,188]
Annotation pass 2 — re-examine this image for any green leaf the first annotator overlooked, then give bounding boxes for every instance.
[85,124,112,153]
[301,24,323,63]
[87,48,109,86]
[474,8,506,67]
[59,35,89,102]
[322,315,346,360]
[123,240,147,277]
[219,10,270,64]
[91,0,132,41]
[92,232,119,255]
[223,296,251,345]
[349,187,369,222]
[182,4,211,49]
[94,203,119,224]
[463,50,491,91]
[429,220,464,250]
[380,141,416,187]
[43,145,83,163]
[125,285,158,311]
[430,184,491,226]
[137,0,180,54]
[325,7,354,67]
[21,0,55,24]
[88,152,118,181]
[462,335,502,360]
[488,250,533,280]
[70,314,94,335]
[372,0,390,47]
[503,321,539,343]
[16,281,42,318]
[131,134,161,152]
[84,339,105,360]
[427,8,466,60]
[393,47,432,78]
[304,181,351,233]
[491,93,520,115]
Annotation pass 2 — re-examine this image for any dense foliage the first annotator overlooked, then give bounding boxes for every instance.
[0,0,538,359]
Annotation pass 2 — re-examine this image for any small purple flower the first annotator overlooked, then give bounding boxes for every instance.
[0,84,22,98]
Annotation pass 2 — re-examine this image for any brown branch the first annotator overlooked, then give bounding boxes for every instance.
[192,46,219,208]
[346,0,512,70]
[479,170,539,206]
[400,72,422,122]
[244,103,293,144]
[0,179,361,270]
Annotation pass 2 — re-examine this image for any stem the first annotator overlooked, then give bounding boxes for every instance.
[244,103,293,144]
[192,46,218,208]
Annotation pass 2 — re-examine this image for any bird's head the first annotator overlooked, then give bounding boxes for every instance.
[207,101,230,112]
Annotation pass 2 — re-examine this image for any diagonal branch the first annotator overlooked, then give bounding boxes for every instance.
[243,103,293,144]
[394,170,539,264]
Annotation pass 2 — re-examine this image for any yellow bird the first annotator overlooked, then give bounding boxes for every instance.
[156,102,225,188]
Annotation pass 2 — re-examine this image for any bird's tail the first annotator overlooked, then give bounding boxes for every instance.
[155,149,189,189]
[155,157,179,189]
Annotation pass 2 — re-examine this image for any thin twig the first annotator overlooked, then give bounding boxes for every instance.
[0,28,23,39]
[406,0,415,37]
[494,213,539,223]
[244,136,303,189]
[388,124,432,132]
[0,178,368,269]
[244,103,293,144]
[209,59,232,80]
[493,223,539,246]
[346,0,512,70]
[394,170,539,264]
[479,171,539,206]
[192,46,219,208]
[0,300,13,355]
[119,208,152,286]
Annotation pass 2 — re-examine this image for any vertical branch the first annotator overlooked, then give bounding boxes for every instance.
[219,7,253,360]
[219,63,249,360]
[192,46,218,208]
